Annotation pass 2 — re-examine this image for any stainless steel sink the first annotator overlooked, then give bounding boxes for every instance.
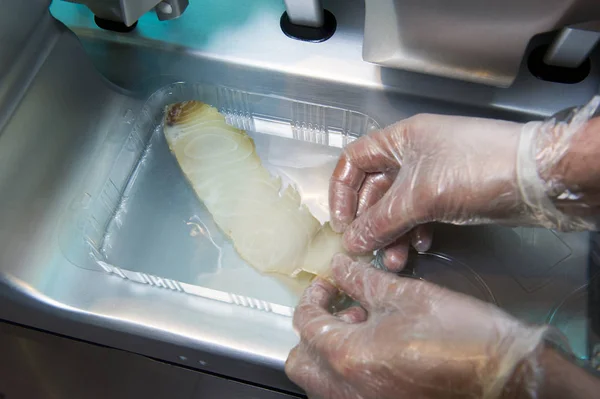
[1,0,599,395]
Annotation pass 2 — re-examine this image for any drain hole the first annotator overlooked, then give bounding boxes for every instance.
[528,44,591,84]
[280,9,336,43]
[94,16,138,33]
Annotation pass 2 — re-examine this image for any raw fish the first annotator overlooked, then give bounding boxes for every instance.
[164,101,371,281]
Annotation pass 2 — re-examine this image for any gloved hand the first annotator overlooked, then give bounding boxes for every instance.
[285,254,548,399]
[330,97,600,270]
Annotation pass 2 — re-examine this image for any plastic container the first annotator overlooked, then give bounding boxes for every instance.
[402,252,497,304]
[59,82,380,317]
[547,284,589,360]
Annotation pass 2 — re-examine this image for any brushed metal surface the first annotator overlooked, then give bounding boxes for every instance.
[0,8,305,394]
[49,0,600,121]
[0,0,51,81]
[363,0,600,87]
[0,0,599,396]
[0,322,300,399]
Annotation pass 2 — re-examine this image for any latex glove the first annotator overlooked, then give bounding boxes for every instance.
[330,97,600,270]
[285,254,548,399]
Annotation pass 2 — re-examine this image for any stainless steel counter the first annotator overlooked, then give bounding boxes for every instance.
[1,0,599,395]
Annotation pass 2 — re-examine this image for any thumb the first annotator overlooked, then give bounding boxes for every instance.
[342,179,421,254]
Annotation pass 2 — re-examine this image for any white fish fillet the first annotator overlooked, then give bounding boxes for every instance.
[163,101,368,281]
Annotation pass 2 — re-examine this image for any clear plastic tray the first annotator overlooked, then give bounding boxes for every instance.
[547,284,589,360]
[59,82,380,317]
[402,252,497,304]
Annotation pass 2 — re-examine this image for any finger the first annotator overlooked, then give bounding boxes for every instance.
[411,224,433,252]
[356,171,397,217]
[334,305,368,324]
[329,155,365,233]
[293,279,344,342]
[381,235,410,272]
[285,345,336,399]
[285,346,322,393]
[343,180,424,254]
[329,128,405,233]
[331,253,394,309]
[343,127,406,173]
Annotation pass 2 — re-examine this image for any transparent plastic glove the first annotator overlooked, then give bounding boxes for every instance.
[286,254,548,399]
[330,97,600,268]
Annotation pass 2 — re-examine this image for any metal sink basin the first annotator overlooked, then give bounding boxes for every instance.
[1,0,599,395]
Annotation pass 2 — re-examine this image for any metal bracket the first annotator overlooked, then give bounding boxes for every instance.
[283,0,324,28]
[544,23,600,69]
[155,0,189,21]
[63,0,189,26]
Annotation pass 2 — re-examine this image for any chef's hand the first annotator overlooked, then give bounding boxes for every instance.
[286,254,548,399]
[330,97,600,270]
